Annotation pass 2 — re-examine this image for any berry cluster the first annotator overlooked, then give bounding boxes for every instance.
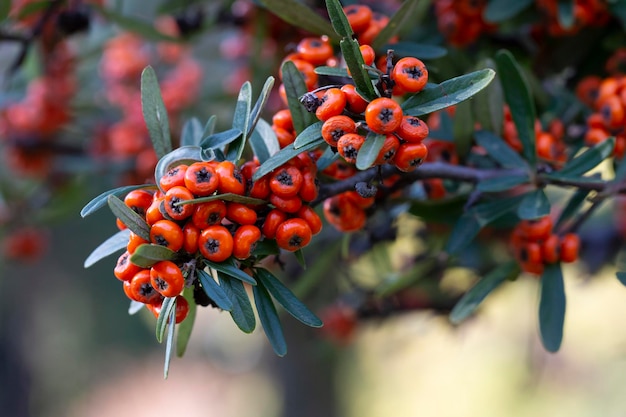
[510,216,580,275]
[535,0,610,36]
[113,156,323,320]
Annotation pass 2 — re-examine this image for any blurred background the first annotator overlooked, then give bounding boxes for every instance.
[2,0,626,416]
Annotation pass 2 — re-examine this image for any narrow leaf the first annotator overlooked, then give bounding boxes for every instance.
[314,66,351,78]
[381,41,447,60]
[253,140,323,181]
[356,132,386,170]
[452,100,474,159]
[204,259,257,285]
[281,60,317,134]
[484,0,533,23]
[325,0,353,38]
[84,229,130,268]
[154,146,203,190]
[252,239,280,257]
[227,82,252,161]
[472,59,504,136]
[444,213,482,255]
[477,174,530,192]
[249,118,280,163]
[474,130,528,169]
[294,121,324,149]
[200,128,242,150]
[181,117,204,147]
[450,261,519,324]
[402,69,496,116]
[558,137,615,177]
[259,0,338,41]
[203,115,217,137]
[248,76,275,137]
[197,269,234,311]
[219,275,256,333]
[128,300,144,315]
[555,188,592,229]
[141,66,172,159]
[163,304,176,378]
[294,249,306,269]
[130,244,176,268]
[255,268,323,327]
[340,38,378,101]
[316,145,339,171]
[371,0,425,50]
[616,272,626,287]
[495,50,537,166]
[176,287,197,357]
[517,189,551,220]
[539,263,566,352]
[107,195,151,241]
[81,184,155,218]
[473,194,526,225]
[253,283,288,356]
[156,297,176,343]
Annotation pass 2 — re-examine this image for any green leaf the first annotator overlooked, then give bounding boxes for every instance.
[539,263,566,352]
[248,76,276,137]
[252,239,280,257]
[408,195,467,224]
[517,189,551,220]
[154,146,203,190]
[555,188,592,229]
[129,244,176,268]
[557,0,575,29]
[495,50,537,167]
[175,193,266,207]
[204,259,257,285]
[81,184,155,218]
[203,115,217,137]
[477,174,530,192]
[383,41,447,60]
[84,229,130,268]
[94,6,181,41]
[325,0,354,38]
[128,300,145,315]
[294,121,324,149]
[163,303,176,379]
[181,117,204,147]
[249,118,280,163]
[227,82,252,161]
[444,213,482,255]
[449,261,519,324]
[314,66,351,78]
[294,249,307,269]
[473,194,526,225]
[107,195,151,241]
[472,59,504,136]
[371,0,426,50]
[316,145,339,171]
[356,132,386,170]
[281,60,317,134]
[340,38,378,101]
[0,1,11,22]
[474,130,528,169]
[402,69,496,116]
[141,66,173,159]
[253,283,288,356]
[255,268,323,327]
[453,100,474,159]
[197,269,234,311]
[558,137,615,177]
[199,128,243,150]
[616,272,626,287]
[253,140,323,181]
[156,297,176,343]
[484,0,533,23]
[219,275,256,333]
[259,0,338,41]
[176,287,197,357]
[609,1,626,29]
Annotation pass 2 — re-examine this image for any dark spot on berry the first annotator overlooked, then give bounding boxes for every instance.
[154,235,168,246]
[403,65,423,80]
[204,238,220,254]
[195,167,214,183]
[378,108,394,123]
[154,277,168,291]
[277,170,294,186]
[343,145,358,159]
[169,197,184,214]
[289,234,303,248]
